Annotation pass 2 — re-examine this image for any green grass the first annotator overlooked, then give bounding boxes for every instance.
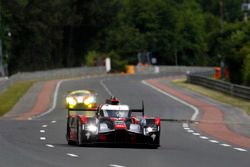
[172,78,250,115]
[0,81,34,117]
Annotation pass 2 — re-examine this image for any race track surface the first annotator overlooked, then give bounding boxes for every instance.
[0,74,249,167]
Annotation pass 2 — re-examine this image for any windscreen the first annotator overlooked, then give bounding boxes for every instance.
[103,110,129,118]
[72,93,88,97]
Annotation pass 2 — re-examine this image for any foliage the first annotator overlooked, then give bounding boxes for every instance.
[0,0,249,84]
[85,51,100,66]
[107,51,127,72]
[0,81,34,116]
[243,54,250,86]
[85,50,127,72]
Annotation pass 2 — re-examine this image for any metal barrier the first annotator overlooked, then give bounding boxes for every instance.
[187,74,250,100]
[0,66,106,93]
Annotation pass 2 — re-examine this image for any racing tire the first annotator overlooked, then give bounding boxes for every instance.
[66,118,75,145]
[149,132,160,149]
[77,119,83,145]
[67,139,75,145]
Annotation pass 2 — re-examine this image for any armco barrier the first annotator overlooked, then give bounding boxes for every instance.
[0,65,217,94]
[135,65,214,74]
[187,74,250,100]
[0,66,106,93]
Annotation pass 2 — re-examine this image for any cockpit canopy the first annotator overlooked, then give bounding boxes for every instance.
[102,110,129,118]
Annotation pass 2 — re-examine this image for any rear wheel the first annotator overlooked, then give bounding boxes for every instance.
[146,132,160,148]
[152,132,160,148]
[77,119,83,145]
[66,118,75,145]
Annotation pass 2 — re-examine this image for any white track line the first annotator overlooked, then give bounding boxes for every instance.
[40,130,45,133]
[42,125,48,128]
[193,133,200,136]
[100,79,113,96]
[234,148,247,152]
[40,137,46,140]
[109,164,126,167]
[182,123,189,128]
[200,136,209,139]
[33,80,63,119]
[51,120,56,124]
[209,140,219,143]
[143,80,249,152]
[221,144,231,147]
[46,144,55,148]
[142,80,199,121]
[67,153,79,158]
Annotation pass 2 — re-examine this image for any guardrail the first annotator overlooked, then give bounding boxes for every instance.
[187,73,250,100]
[0,66,106,93]
[135,65,214,74]
[0,65,215,93]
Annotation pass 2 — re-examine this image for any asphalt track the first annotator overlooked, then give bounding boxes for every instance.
[0,74,250,167]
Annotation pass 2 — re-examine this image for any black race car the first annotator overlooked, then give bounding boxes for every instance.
[66,97,160,148]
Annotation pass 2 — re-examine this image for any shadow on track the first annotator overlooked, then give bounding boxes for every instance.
[53,143,159,149]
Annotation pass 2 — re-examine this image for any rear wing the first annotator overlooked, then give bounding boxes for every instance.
[130,101,144,116]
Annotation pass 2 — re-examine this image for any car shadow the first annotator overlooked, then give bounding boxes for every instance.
[53,143,159,149]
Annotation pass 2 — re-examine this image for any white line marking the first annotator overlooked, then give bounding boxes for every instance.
[142,80,199,121]
[200,136,209,139]
[221,144,231,147]
[234,148,247,152]
[33,80,63,119]
[42,125,47,128]
[184,127,190,130]
[187,130,194,133]
[46,144,55,148]
[182,123,189,128]
[40,130,45,133]
[193,133,200,136]
[67,153,79,158]
[100,79,113,96]
[51,120,56,124]
[40,137,46,140]
[209,140,219,143]
[109,164,126,167]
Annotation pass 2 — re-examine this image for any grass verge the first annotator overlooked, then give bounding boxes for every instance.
[0,81,34,117]
[172,78,250,115]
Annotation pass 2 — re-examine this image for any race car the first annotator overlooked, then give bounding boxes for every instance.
[66,97,160,148]
[65,90,97,109]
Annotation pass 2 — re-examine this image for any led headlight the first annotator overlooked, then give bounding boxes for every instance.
[86,124,98,133]
[147,127,153,132]
[84,96,95,105]
[66,97,77,106]
[144,127,156,135]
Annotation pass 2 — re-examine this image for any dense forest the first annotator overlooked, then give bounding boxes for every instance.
[0,0,250,85]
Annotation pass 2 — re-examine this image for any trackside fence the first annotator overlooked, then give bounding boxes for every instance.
[187,73,250,100]
[0,66,106,93]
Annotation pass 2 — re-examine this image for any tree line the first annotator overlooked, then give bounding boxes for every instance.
[0,0,250,85]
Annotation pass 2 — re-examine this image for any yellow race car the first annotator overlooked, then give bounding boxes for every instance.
[65,90,97,109]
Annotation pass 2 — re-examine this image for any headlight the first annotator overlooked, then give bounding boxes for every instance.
[144,127,156,135]
[147,127,153,132]
[84,96,95,105]
[86,124,98,133]
[66,97,77,106]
